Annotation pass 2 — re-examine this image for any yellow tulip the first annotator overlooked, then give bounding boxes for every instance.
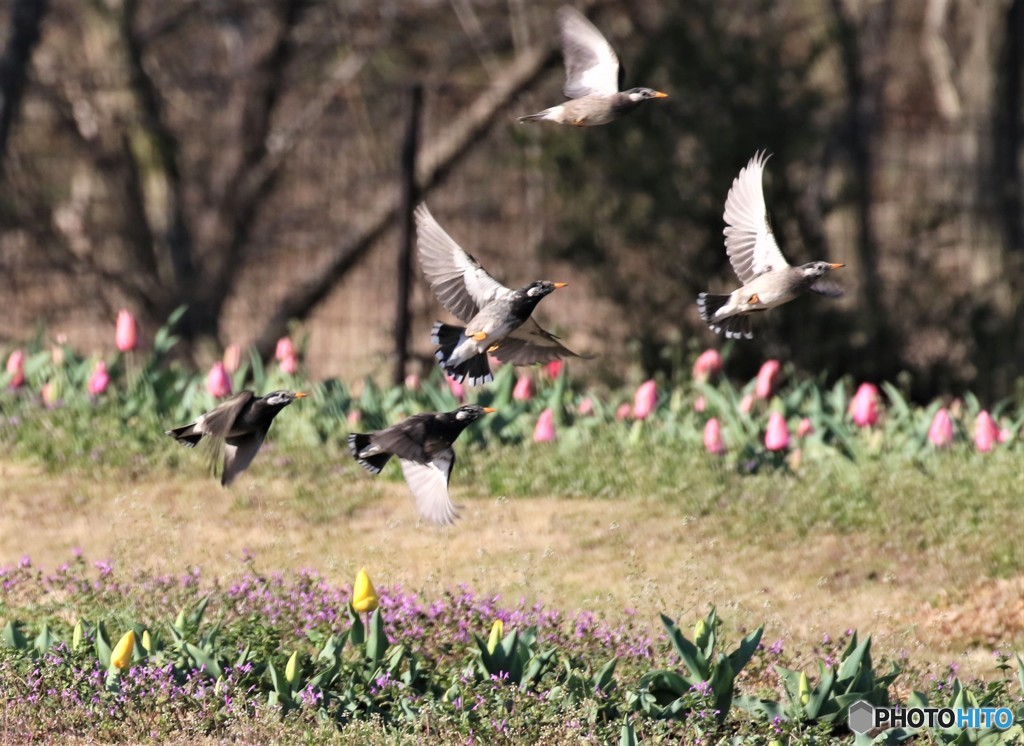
[72,620,84,651]
[487,619,504,654]
[141,630,153,653]
[694,619,707,643]
[285,650,300,684]
[111,630,135,670]
[799,671,811,706]
[352,568,379,613]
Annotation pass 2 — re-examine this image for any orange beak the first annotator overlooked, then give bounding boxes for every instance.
[293,392,309,399]
[829,263,845,270]
[483,407,497,413]
[652,91,668,98]
[553,282,568,289]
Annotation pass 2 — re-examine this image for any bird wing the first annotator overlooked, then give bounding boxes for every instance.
[221,430,266,486]
[194,391,255,438]
[558,5,620,99]
[415,204,511,323]
[399,454,458,525]
[723,151,790,284]
[491,318,579,365]
[810,278,844,298]
[372,416,432,462]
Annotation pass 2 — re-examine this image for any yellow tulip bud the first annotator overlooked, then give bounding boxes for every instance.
[285,650,300,684]
[72,620,84,651]
[487,619,504,654]
[141,630,152,653]
[174,608,186,630]
[694,619,707,644]
[798,671,811,706]
[111,630,135,670]
[352,568,379,613]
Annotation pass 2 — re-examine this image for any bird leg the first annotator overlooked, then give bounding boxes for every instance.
[747,294,760,305]
[469,331,488,342]
[487,344,500,353]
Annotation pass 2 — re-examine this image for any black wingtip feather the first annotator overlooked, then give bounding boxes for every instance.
[165,425,203,448]
[348,433,392,474]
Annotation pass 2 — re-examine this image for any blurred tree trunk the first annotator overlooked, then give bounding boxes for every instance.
[829,0,895,376]
[998,0,1024,255]
[0,0,49,180]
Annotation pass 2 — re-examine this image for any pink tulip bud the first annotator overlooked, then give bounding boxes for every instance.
[446,376,465,402]
[974,410,1000,453]
[796,417,814,438]
[404,373,421,391]
[87,360,110,396]
[615,403,631,421]
[927,408,953,448]
[739,394,754,414]
[533,408,556,442]
[849,383,880,427]
[755,360,781,400]
[222,344,242,375]
[115,310,137,352]
[632,379,657,420]
[703,418,725,454]
[577,397,594,416]
[6,350,25,388]
[693,395,707,413]
[279,354,299,375]
[513,375,534,402]
[764,412,790,451]
[206,361,232,398]
[999,427,1012,443]
[543,360,564,380]
[41,381,58,408]
[275,337,296,362]
[347,409,362,427]
[693,349,723,383]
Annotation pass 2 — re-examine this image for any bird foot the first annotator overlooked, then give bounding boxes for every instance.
[747,294,760,305]
[487,344,500,353]
[470,331,488,342]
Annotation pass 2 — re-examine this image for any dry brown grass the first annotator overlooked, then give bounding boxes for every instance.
[0,458,1010,678]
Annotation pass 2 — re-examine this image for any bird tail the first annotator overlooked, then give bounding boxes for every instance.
[696,292,730,322]
[165,424,203,447]
[697,294,753,339]
[517,112,546,123]
[348,433,392,474]
[431,321,493,386]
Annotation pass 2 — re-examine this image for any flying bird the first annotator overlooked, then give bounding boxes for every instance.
[697,151,844,339]
[166,390,307,485]
[416,203,578,386]
[518,5,667,127]
[348,405,495,525]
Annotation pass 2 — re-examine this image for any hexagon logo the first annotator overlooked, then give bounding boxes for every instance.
[848,700,874,734]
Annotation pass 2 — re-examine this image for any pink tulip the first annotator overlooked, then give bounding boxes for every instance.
[347,409,362,427]
[693,349,723,383]
[999,427,1012,443]
[41,381,58,408]
[797,417,814,438]
[87,360,110,396]
[222,344,242,375]
[513,375,534,402]
[974,410,1000,453]
[533,408,556,442]
[849,383,880,427]
[755,360,781,400]
[703,418,725,455]
[543,360,564,380]
[764,412,790,451]
[206,361,232,398]
[404,373,421,391]
[577,397,594,416]
[615,403,631,421]
[928,408,953,448]
[275,337,296,362]
[693,395,707,413]
[6,350,24,388]
[115,310,137,352]
[632,379,657,420]
[279,354,299,375]
[739,394,754,414]
[446,376,465,402]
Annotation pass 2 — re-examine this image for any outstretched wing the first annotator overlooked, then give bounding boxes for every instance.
[194,391,254,438]
[221,430,266,486]
[415,204,511,323]
[558,5,620,99]
[399,453,458,525]
[492,318,579,365]
[723,151,790,284]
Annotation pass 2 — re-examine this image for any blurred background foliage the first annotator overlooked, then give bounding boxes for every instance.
[1,0,1022,400]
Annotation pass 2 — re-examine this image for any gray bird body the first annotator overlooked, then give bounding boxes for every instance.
[697,152,844,339]
[348,405,494,525]
[165,389,307,485]
[518,6,666,127]
[416,204,577,385]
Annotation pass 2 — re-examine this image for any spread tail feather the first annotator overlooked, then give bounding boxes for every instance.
[348,433,392,474]
[166,424,203,447]
[697,293,753,339]
[430,321,493,386]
